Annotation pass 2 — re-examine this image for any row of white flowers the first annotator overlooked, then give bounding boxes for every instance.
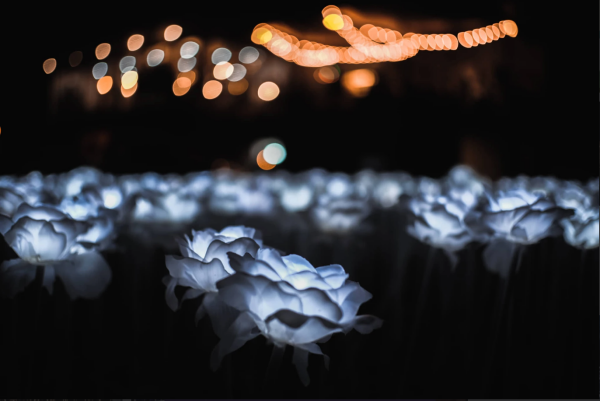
[0,165,597,245]
[0,165,596,384]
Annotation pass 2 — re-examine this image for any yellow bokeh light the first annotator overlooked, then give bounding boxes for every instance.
[97,76,113,94]
[164,25,183,41]
[252,27,273,44]
[203,80,223,99]
[213,62,234,80]
[257,82,280,101]
[228,79,249,95]
[43,58,57,74]
[121,71,138,90]
[127,34,145,51]
[95,43,111,60]
[121,82,138,98]
[323,14,344,31]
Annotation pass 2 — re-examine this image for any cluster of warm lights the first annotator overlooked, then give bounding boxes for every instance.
[251,5,517,67]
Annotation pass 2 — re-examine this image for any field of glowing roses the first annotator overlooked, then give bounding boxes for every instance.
[0,165,597,398]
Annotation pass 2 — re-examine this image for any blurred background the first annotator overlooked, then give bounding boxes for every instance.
[1,1,594,181]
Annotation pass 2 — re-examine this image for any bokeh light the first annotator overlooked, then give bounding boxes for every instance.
[97,76,113,94]
[211,48,232,64]
[341,69,376,97]
[121,82,138,98]
[119,56,136,73]
[263,143,287,164]
[43,58,57,74]
[69,51,83,67]
[164,25,183,41]
[251,27,273,45]
[202,80,223,99]
[180,41,200,59]
[257,150,276,170]
[257,82,280,101]
[239,46,259,64]
[178,57,197,72]
[92,62,108,79]
[147,49,165,67]
[173,79,191,96]
[323,14,344,31]
[227,64,246,82]
[213,62,234,80]
[502,20,518,37]
[95,43,111,60]
[228,79,249,95]
[177,70,196,86]
[121,70,138,90]
[127,34,145,51]
[315,65,340,84]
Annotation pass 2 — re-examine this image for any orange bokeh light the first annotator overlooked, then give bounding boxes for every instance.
[213,62,234,80]
[95,43,111,60]
[97,76,113,94]
[228,79,249,95]
[258,82,280,101]
[164,25,183,41]
[203,80,223,99]
[127,34,145,51]
[121,82,138,98]
[173,79,191,96]
[257,150,276,170]
[43,58,57,74]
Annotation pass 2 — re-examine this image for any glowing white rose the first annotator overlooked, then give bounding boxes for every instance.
[406,195,477,253]
[0,212,111,299]
[163,226,262,312]
[311,194,371,233]
[211,249,382,386]
[467,189,573,244]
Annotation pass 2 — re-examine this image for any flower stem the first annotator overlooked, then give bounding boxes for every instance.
[263,344,285,394]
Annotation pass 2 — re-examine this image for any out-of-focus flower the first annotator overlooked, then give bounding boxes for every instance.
[163,226,262,312]
[562,212,599,249]
[0,209,111,299]
[212,250,382,386]
[280,183,314,212]
[209,177,275,215]
[311,194,371,233]
[125,191,201,224]
[466,188,573,277]
[466,189,573,244]
[406,195,477,253]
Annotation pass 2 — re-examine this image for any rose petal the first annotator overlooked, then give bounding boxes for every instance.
[53,251,112,300]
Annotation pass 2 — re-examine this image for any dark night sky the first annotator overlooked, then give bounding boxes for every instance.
[1,1,595,181]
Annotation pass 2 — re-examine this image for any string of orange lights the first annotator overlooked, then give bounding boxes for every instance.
[252,5,518,67]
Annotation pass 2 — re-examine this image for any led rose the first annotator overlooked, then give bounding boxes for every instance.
[163,226,262,312]
[125,191,201,224]
[561,211,599,249]
[208,177,276,215]
[466,189,573,244]
[311,194,371,233]
[279,183,314,213]
[58,194,118,251]
[0,211,111,299]
[406,195,477,254]
[212,249,382,386]
[0,186,26,218]
[466,188,573,277]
